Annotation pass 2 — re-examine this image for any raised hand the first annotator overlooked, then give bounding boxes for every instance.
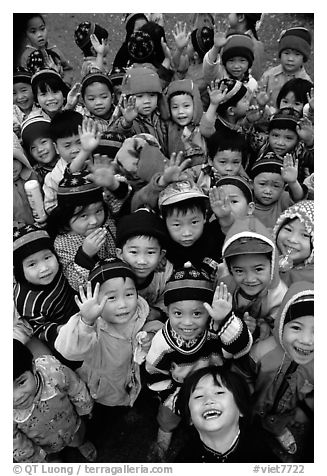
[172,22,191,50]
[281,154,298,184]
[207,79,228,106]
[296,116,314,146]
[121,95,139,124]
[75,282,108,325]
[209,186,231,219]
[66,82,82,109]
[79,117,101,154]
[159,151,192,186]
[203,282,232,324]
[82,227,107,257]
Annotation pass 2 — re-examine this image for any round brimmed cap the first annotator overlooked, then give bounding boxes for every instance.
[158,179,208,210]
[57,170,103,209]
[13,225,52,264]
[81,70,114,97]
[21,115,51,148]
[215,176,253,203]
[89,257,136,291]
[223,236,273,259]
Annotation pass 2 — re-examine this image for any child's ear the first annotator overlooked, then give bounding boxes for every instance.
[247,202,255,216]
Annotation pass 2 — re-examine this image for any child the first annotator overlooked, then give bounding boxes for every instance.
[203,32,258,92]
[13,69,37,137]
[21,115,58,186]
[74,21,110,77]
[48,170,125,291]
[13,339,96,462]
[250,152,307,232]
[248,281,314,457]
[81,71,115,132]
[31,68,70,120]
[13,134,37,227]
[111,66,168,156]
[55,258,163,424]
[145,264,252,459]
[116,207,173,319]
[112,14,148,70]
[276,78,313,115]
[273,200,314,286]
[13,225,79,366]
[174,365,277,462]
[163,78,206,178]
[259,27,312,109]
[226,13,264,80]
[221,215,288,341]
[197,130,249,193]
[18,13,73,86]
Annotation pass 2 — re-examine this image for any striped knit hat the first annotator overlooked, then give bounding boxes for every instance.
[89,257,136,291]
[57,170,103,209]
[164,261,214,306]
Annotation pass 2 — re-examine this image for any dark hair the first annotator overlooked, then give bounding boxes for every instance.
[207,130,247,164]
[32,75,69,103]
[161,197,208,220]
[82,23,109,57]
[49,110,83,141]
[175,365,251,424]
[276,78,313,110]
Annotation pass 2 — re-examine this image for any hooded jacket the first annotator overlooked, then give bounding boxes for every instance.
[221,216,288,330]
[248,281,314,436]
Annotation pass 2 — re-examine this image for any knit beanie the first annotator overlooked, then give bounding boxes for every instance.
[215,176,254,204]
[81,71,114,97]
[164,261,214,306]
[128,30,155,63]
[57,169,103,209]
[121,66,162,96]
[268,107,301,134]
[13,68,32,85]
[190,27,214,59]
[273,200,314,265]
[89,257,136,291]
[221,34,254,67]
[116,207,168,248]
[74,21,108,50]
[158,179,208,211]
[94,131,124,158]
[250,152,283,179]
[13,339,34,381]
[278,27,312,62]
[13,225,52,267]
[21,115,51,149]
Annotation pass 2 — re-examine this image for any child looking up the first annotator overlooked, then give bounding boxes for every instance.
[13,69,37,137]
[221,216,288,341]
[55,258,163,427]
[74,21,110,77]
[18,13,73,86]
[111,66,168,155]
[146,264,252,460]
[259,27,312,109]
[273,200,314,286]
[247,281,314,458]
[13,339,95,463]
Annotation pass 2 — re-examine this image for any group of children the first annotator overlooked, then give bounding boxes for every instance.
[13,13,314,464]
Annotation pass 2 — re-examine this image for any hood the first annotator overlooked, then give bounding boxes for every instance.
[273,281,314,350]
[222,216,280,288]
[273,200,314,266]
[161,78,203,124]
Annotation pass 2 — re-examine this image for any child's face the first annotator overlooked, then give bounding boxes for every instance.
[23,249,59,286]
[170,94,194,127]
[253,172,284,206]
[165,208,205,247]
[276,218,311,265]
[30,137,57,165]
[168,300,209,341]
[55,133,82,163]
[282,315,314,365]
[210,149,242,176]
[134,93,158,117]
[83,82,113,118]
[188,374,241,435]
[37,85,64,118]
[279,92,304,114]
[229,253,271,296]
[232,92,250,119]
[13,370,37,410]
[225,57,249,80]
[280,49,304,74]
[218,184,253,219]
[69,202,105,237]
[117,236,165,282]
[25,16,48,48]
[13,159,22,181]
[98,277,138,325]
[13,82,34,113]
[269,128,298,156]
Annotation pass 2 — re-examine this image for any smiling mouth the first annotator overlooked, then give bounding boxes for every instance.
[202,409,222,419]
